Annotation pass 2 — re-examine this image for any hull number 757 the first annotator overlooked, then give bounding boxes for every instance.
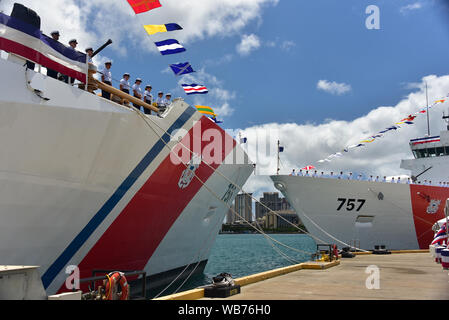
[337,198,366,212]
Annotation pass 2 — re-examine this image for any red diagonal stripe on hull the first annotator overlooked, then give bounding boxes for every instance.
[58,116,235,292]
[410,185,448,249]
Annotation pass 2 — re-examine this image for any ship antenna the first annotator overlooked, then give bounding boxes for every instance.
[277,140,280,175]
[425,82,431,136]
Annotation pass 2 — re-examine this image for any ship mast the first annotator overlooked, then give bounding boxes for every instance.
[425,82,431,136]
[277,140,280,175]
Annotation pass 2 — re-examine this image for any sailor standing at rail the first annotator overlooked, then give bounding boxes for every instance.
[85,47,94,64]
[143,85,153,115]
[290,169,296,176]
[46,31,60,79]
[120,73,131,94]
[165,93,172,107]
[67,39,78,84]
[348,172,353,180]
[100,61,112,100]
[312,170,318,178]
[156,91,165,108]
[132,78,143,110]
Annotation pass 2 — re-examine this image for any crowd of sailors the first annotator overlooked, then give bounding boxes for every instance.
[28,30,172,114]
[290,169,449,187]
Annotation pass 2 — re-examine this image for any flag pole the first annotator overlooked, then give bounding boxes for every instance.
[426,82,430,136]
[277,140,280,175]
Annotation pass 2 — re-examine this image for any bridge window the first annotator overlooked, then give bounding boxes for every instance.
[436,147,445,157]
[446,146,449,155]
[427,147,436,157]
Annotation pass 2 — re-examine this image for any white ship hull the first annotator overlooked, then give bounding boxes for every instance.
[0,57,253,295]
[271,176,448,250]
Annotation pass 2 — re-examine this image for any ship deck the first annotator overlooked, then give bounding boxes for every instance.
[210,252,449,300]
[157,251,449,300]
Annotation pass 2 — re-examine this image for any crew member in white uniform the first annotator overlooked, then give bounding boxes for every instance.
[120,73,131,94]
[290,169,296,176]
[143,85,153,115]
[312,170,318,178]
[100,61,112,100]
[85,47,94,63]
[165,93,172,107]
[132,78,143,110]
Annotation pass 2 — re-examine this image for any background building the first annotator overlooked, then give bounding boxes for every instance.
[255,192,291,220]
[265,210,299,230]
[226,193,253,224]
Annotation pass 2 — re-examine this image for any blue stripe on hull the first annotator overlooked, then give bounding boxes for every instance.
[42,107,196,289]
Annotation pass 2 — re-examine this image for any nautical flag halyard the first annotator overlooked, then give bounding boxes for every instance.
[170,62,195,76]
[144,23,183,35]
[127,0,162,14]
[155,39,186,55]
[182,84,208,95]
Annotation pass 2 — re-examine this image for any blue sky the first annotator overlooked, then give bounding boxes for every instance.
[81,0,449,129]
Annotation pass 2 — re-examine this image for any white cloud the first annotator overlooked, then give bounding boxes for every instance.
[236,34,261,56]
[317,80,352,95]
[400,2,423,14]
[0,0,279,55]
[236,74,449,197]
[280,40,296,52]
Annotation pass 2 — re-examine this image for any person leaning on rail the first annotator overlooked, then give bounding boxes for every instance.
[100,61,112,100]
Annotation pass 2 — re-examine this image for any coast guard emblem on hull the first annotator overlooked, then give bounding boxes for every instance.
[426,199,441,214]
[178,153,202,189]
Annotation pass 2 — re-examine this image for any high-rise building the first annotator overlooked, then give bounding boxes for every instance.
[227,193,253,224]
[255,192,291,219]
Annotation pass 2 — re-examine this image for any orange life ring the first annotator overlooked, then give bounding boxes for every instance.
[105,272,129,300]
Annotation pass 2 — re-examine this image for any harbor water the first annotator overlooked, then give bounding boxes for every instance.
[150,234,316,298]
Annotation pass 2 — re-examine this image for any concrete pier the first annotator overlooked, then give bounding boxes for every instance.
[204,252,449,300]
[156,251,449,300]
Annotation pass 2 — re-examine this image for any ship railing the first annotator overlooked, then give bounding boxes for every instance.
[84,64,159,114]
